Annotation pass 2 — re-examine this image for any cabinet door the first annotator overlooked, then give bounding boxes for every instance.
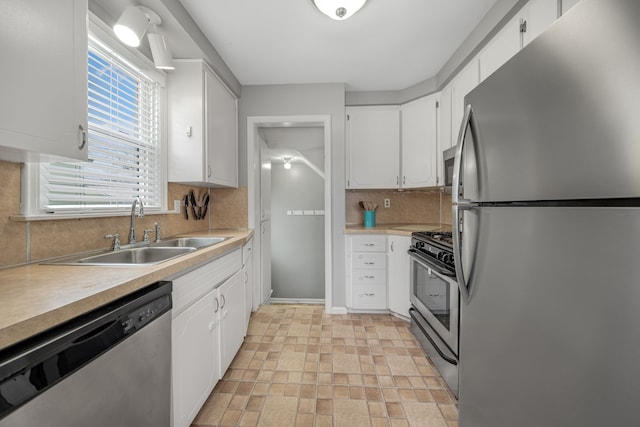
[218,270,246,375]
[0,0,87,162]
[401,94,438,188]
[521,0,558,47]
[346,107,400,189]
[172,289,219,427]
[451,59,480,146]
[387,236,411,317]
[168,61,206,183]
[438,85,453,156]
[480,17,522,82]
[561,0,581,15]
[205,68,238,187]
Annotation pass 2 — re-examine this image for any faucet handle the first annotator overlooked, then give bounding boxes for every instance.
[154,222,161,242]
[105,233,121,251]
[142,229,154,243]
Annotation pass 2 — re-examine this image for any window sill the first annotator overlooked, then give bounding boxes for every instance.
[10,208,181,222]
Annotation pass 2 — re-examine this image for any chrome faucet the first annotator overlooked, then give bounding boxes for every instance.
[128,196,144,244]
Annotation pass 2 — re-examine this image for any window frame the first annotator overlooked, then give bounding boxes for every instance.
[21,13,169,219]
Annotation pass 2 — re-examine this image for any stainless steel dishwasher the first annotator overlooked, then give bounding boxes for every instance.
[0,281,172,426]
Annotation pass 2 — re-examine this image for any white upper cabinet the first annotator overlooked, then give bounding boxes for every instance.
[561,0,581,15]
[205,69,238,188]
[168,60,238,188]
[401,94,439,188]
[346,106,400,189]
[450,59,480,147]
[346,99,440,190]
[480,0,558,82]
[438,84,453,155]
[521,0,558,47]
[480,17,522,82]
[0,0,88,162]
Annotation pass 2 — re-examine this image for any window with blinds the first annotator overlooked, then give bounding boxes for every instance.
[39,34,162,213]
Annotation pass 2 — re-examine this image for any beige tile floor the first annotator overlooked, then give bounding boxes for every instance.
[192,304,458,427]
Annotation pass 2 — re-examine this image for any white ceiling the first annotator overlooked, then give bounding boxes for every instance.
[178,0,498,91]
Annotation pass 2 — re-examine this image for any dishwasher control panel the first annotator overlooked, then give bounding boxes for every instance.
[123,294,171,334]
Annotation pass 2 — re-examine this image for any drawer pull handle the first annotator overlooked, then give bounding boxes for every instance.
[360,293,375,297]
[364,243,375,247]
[364,275,375,279]
[364,262,374,265]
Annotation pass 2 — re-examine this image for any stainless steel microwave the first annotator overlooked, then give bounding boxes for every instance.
[443,146,456,194]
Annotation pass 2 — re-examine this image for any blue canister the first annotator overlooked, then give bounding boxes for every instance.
[363,210,376,228]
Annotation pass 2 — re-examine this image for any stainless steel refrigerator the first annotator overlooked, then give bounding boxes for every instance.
[453,1,640,426]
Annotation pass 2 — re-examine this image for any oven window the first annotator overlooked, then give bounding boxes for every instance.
[413,262,451,330]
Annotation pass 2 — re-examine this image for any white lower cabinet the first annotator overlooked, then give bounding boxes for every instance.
[346,235,387,310]
[218,270,245,375]
[171,249,244,427]
[346,234,412,317]
[387,236,411,318]
[172,288,220,427]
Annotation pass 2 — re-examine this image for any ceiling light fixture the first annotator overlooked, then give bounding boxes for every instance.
[114,5,174,70]
[147,31,175,70]
[283,157,293,170]
[311,0,367,20]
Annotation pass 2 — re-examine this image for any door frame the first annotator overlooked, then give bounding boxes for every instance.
[247,115,332,314]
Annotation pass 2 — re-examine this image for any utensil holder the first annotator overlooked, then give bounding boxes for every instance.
[363,210,376,228]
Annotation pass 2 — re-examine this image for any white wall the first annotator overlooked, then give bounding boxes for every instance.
[239,83,347,308]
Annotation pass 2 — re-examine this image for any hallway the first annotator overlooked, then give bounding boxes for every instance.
[191,305,458,427]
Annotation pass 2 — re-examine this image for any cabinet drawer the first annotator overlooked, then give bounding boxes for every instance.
[172,249,242,315]
[352,269,386,286]
[352,253,386,269]
[352,284,387,309]
[351,235,386,252]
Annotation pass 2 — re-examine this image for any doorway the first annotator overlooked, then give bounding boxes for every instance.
[247,116,332,313]
[261,127,325,303]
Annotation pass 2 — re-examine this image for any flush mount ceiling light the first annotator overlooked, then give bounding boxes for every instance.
[312,0,367,20]
[114,5,174,70]
[283,156,293,170]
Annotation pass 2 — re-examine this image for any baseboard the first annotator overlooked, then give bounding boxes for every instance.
[270,298,325,305]
[330,306,348,315]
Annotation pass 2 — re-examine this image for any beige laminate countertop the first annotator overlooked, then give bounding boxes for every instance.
[0,229,253,350]
[344,223,449,236]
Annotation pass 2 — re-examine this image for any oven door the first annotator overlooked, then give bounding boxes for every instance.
[408,249,459,355]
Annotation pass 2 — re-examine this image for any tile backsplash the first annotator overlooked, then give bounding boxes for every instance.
[346,189,452,226]
[0,160,248,269]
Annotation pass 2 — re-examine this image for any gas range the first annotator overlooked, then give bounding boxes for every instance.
[410,230,455,276]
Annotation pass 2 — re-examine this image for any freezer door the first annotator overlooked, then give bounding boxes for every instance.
[463,0,640,202]
[458,206,640,427]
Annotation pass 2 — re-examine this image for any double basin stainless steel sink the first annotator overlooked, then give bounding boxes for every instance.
[47,237,227,266]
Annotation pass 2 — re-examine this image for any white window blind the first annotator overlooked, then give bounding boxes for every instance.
[39,34,162,213]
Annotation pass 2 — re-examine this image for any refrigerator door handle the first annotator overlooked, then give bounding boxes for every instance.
[453,105,479,303]
[452,104,477,205]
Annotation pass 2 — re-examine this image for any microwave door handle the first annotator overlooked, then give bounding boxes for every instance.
[453,104,479,303]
